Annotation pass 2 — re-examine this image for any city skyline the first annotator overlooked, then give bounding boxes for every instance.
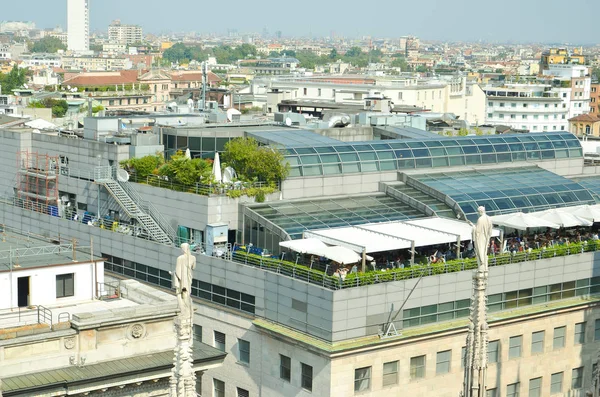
[1,0,599,44]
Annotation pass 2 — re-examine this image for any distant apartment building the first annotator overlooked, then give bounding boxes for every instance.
[108,20,143,46]
[569,113,600,137]
[62,55,132,71]
[67,0,89,52]
[0,43,10,60]
[540,47,585,70]
[542,64,591,119]
[19,53,63,68]
[591,82,600,115]
[47,30,68,46]
[483,84,569,132]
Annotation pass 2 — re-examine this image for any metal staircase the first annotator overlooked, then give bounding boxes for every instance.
[94,167,174,245]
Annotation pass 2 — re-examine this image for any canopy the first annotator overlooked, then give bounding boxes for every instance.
[279,238,327,254]
[561,205,600,222]
[311,246,363,265]
[405,217,501,240]
[533,208,593,228]
[490,212,560,230]
[212,152,222,183]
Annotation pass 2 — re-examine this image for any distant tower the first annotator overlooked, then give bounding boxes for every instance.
[67,0,89,52]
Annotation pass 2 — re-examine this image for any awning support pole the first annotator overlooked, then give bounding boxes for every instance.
[361,248,366,273]
[410,241,415,265]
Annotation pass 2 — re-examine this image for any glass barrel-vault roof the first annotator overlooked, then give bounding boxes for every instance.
[248,194,425,240]
[572,177,600,201]
[410,166,596,222]
[283,132,583,178]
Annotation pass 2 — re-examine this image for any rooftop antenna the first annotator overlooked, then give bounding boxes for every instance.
[201,61,208,111]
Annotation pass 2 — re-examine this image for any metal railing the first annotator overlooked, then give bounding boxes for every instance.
[97,280,126,300]
[0,305,53,329]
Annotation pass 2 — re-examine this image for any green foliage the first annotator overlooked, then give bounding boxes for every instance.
[593,67,600,82]
[162,43,208,64]
[294,50,329,69]
[30,37,66,53]
[91,105,104,113]
[28,101,45,109]
[391,57,408,70]
[415,65,431,73]
[163,43,258,65]
[0,66,27,93]
[90,44,103,52]
[222,137,289,184]
[457,128,470,136]
[329,48,338,59]
[120,154,165,180]
[158,152,213,185]
[28,98,68,117]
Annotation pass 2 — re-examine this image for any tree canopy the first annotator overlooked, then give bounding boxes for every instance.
[222,137,289,185]
[0,66,27,93]
[29,98,69,118]
[162,43,258,65]
[30,37,66,53]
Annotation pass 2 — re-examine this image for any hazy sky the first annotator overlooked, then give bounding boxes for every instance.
[2,0,598,44]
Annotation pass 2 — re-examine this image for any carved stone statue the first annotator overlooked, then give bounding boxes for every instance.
[175,243,196,324]
[469,206,493,271]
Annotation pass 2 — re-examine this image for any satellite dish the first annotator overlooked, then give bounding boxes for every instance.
[285,117,292,127]
[117,168,130,182]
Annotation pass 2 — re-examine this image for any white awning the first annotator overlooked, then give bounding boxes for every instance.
[491,212,560,230]
[532,208,593,228]
[405,217,501,240]
[305,227,411,254]
[561,204,600,222]
[311,246,363,265]
[279,238,328,254]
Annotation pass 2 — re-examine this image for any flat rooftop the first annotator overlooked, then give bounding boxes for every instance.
[0,226,102,272]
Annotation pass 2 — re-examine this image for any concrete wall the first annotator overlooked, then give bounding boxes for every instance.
[314,126,373,142]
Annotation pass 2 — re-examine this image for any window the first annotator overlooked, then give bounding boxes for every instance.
[398,92,403,100]
[511,103,516,108]
[522,115,527,120]
[354,366,371,392]
[237,388,249,397]
[575,322,586,344]
[303,88,307,95]
[280,355,291,382]
[238,339,250,364]
[531,331,544,354]
[317,88,321,97]
[436,350,451,374]
[486,388,497,397]
[410,355,426,379]
[534,114,539,119]
[499,102,505,107]
[301,363,313,392]
[509,335,522,359]
[571,367,584,389]
[595,319,600,340]
[193,325,202,343]
[56,273,74,298]
[488,340,499,363]
[487,113,493,118]
[382,361,398,386]
[499,114,504,119]
[523,103,528,108]
[214,331,226,352]
[510,114,516,119]
[553,326,566,349]
[507,382,519,397]
[461,346,466,368]
[213,379,225,397]
[551,372,563,394]
[489,101,494,106]
[529,377,542,397]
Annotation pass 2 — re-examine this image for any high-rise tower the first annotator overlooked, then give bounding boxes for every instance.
[67,0,89,52]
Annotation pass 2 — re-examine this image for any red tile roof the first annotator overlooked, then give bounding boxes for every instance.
[169,71,221,83]
[62,70,141,86]
[569,114,600,123]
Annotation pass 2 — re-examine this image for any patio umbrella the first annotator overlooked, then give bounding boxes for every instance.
[184,148,191,160]
[212,152,222,183]
[311,246,363,265]
[490,212,560,230]
[562,205,600,222]
[279,238,328,254]
[534,209,593,228]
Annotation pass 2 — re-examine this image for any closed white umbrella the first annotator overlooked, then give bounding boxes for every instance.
[490,212,560,230]
[534,209,593,228]
[212,152,222,183]
[184,148,191,160]
[562,205,600,222]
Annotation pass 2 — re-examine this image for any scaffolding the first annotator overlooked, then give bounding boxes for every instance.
[16,151,59,215]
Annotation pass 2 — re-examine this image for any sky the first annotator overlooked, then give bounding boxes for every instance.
[2,0,598,44]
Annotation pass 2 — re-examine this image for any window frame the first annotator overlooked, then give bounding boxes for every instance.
[571,367,584,389]
[436,350,451,374]
[382,361,399,387]
[214,331,226,352]
[410,355,426,380]
[238,339,250,364]
[529,377,542,397]
[575,322,586,344]
[509,335,522,359]
[354,366,372,393]
[301,363,313,392]
[280,354,291,382]
[551,372,563,394]
[56,273,75,298]
[488,340,500,363]
[213,378,225,397]
[531,330,544,354]
[553,326,566,350]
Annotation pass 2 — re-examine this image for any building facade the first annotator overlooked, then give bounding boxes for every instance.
[108,20,143,46]
[67,0,89,52]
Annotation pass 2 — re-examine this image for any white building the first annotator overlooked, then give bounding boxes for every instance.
[483,84,569,132]
[543,64,591,119]
[108,20,143,46]
[67,0,89,52]
[19,53,62,68]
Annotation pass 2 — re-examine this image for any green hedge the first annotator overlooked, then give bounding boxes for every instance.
[231,241,597,290]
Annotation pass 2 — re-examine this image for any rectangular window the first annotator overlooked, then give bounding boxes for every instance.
[410,355,426,379]
[509,335,522,359]
[575,322,586,344]
[486,388,497,397]
[214,331,226,352]
[303,88,307,95]
[553,326,566,349]
[213,379,225,397]
[56,273,74,298]
[238,339,250,364]
[301,363,313,392]
[461,346,466,368]
[551,372,563,394]
[237,388,249,397]
[280,355,291,382]
[488,340,499,363]
[531,331,544,354]
[594,319,600,340]
[354,366,371,392]
[522,115,527,119]
[193,325,202,343]
[507,382,519,397]
[436,350,451,374]
[382,361,399,386]
[572,367,584,389]
[318,88,321,97]
[529,377,542,397]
